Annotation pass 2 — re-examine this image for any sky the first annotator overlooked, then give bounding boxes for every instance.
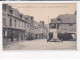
[8,3,76,24]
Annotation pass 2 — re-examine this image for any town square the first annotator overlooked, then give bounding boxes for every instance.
[2,3,77,50]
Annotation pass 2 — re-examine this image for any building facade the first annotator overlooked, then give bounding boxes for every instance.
[49,13,76,40]
[33,21,48,39]
[2,4,48,42]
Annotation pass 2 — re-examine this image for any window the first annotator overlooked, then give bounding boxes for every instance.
[57,24,60,29]
[2,4,7,12]
[57,18,61,21]
[31,17,33,20]
[25,18,27,20]
[51,24,56,29]
[10,10,13,14]
[9,18,12,26]
[25,18,28,22]
[20,15,22,19]
[70,24,73,26]
[3,12,6,16]
[19,20,20,27]
[3,17,6,26]
[15,19,16,27]
[24,22,26,29]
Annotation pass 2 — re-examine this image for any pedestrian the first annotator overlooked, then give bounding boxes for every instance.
[11,32,13,42]
[17,33,19,41]
[61,39,63,43]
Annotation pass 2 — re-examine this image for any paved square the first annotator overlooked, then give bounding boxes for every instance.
[3,39,76,50]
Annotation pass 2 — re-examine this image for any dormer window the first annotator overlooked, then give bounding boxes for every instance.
[25,18,28,20]
[10,6,12,8]
[50,24,56,29]
[57,18,61,21]
[31,17,33,20]
[20,15,22,18]
[9,10,13,14]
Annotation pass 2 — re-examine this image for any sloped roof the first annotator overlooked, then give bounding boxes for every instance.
[22,15,29,21]
[50,14,76,24]
[57,14,76,23]
[13,9,21,18]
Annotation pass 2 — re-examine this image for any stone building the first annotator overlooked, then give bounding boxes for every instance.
[49,13,76,40]
[33,21,48,39]
[2,4,48,42]
[2,4,27,42]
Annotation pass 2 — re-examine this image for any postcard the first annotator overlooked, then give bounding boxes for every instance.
[2,3,76,50]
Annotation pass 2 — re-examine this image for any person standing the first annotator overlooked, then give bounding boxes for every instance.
[11,31,14,42]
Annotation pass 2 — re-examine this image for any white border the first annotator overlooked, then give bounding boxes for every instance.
[0,1,2,53]
[1,1,79,3]
[0,1,80,59]
[77,2,80,50]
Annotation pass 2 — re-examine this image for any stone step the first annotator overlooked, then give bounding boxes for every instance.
[50,38,60,42]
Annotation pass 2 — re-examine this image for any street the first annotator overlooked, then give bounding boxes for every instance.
[3,39,76,50]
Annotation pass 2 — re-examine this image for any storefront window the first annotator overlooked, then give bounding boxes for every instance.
[9,18,12,26]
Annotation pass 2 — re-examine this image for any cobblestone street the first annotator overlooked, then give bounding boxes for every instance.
[3,39,76,50]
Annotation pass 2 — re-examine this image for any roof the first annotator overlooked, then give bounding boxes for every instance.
[50,14,76,24]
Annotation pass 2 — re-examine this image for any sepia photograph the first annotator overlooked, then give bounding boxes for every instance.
[2,3,77,50]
